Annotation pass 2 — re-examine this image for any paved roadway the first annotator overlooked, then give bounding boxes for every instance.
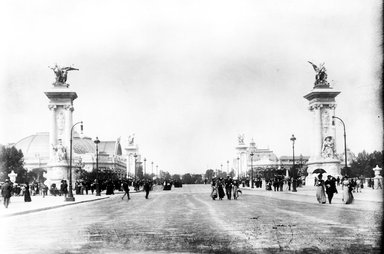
[1,185,382,253]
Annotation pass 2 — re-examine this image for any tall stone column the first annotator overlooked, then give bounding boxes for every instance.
[304,71,341,186]
[44,83,78,188]
[125,145,138,179]
[64,105,74,149]
[48,105,57,160]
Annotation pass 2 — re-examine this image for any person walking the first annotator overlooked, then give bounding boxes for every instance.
[121,180,130,200]
[315,174,326,204]
[211,178,218,200]
[1,179,12,208]
[233,179,240,200]
[325,175,338,204]
[342,176,354,204]
[144,180,151,199]
[24,182,32,202]
[62,180,68,198]
[225,176,233,200]
[217,178,225,200]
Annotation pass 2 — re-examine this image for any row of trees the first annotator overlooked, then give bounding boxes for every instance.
[1,145,382,184]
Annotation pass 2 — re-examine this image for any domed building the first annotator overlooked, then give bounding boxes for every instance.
[14,132,127,180]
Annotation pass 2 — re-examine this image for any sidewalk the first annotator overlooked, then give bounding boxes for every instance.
[242,185,383,203]
[0,193,111,218]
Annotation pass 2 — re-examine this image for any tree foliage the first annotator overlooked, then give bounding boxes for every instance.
[0,146,28,183]
[349,150,383,177]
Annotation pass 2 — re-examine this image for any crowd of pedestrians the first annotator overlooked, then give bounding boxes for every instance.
[0,177,157,209]
[314,174,368,205]
[211,176,241,200]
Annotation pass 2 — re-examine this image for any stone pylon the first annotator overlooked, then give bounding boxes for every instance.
[304,81,341,186]
[43,82,78,188]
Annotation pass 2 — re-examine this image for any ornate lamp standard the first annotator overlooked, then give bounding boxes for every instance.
[332,116,347,174]
[250,152,254,188]
[220,164,223,176]
[144,158,147,179]
[290,134,297,192]
[156,165,159,182]
[227,160,229,174]
[237,157,240,180]
[94,136,101,196]
[151,161,154,176]
[134,153,138,180]
[66,121,83,201]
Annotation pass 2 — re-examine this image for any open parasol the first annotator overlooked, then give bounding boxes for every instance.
[313,168,327,174]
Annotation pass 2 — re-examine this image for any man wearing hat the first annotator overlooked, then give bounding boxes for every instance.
[325,175,338,204]
[1,179,13,208]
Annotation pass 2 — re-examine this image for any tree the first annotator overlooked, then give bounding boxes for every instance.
[205,169,214,181]
[182,173,193,184]
[0,146,28,183]
[172,174,181,181]
[350,150,383,177]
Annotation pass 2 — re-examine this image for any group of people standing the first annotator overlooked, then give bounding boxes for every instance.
[211,176,241,200]
[315,174,354,204]
[1,179,32,208]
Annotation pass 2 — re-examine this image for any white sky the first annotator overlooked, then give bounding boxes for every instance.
[0,0,382,174]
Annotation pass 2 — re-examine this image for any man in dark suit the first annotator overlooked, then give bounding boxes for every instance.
[121,180,130,200]
[225,176,233,200]
[325,175,338,204]
[144,180,151,199]
[1,179,13,208]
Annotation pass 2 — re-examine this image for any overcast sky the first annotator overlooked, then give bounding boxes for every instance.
[0,0,382,174]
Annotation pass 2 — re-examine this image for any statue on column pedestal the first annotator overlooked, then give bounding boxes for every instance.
[321,136,336,159]
[49,64,79,87]
[308,61,329,87]
[238,134,245,145]
[52,139,67,162]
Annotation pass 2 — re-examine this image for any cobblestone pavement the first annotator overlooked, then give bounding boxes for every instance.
[1,185,382,253]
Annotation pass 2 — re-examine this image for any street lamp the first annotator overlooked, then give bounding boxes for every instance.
[332,116,348,174]
[134,153,138,180]
[290,134,297,192]
[144,158,147,179]
[156,165,158,182]
[237,157,240,180]
[94,136,101,196]
[227,160,229,174]
[250,152,254,188]
[66,121,83,201]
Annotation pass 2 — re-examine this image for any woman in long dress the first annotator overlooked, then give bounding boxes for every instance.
[342,176,354,204]
[24,182,32,202]
[211,178,218,200]
[315,174,326,204]
[217,178,225,200]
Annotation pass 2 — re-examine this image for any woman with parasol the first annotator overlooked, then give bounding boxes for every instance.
[315,172,326,204]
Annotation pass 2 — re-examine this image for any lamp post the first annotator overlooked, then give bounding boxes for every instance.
[134,153,138,180]
[66,121,83,201]
[290,134,297,192]
[227,160,229,174]
[94,136,101,196]
[237,157,240,180]
[332,116,348,174]
[156,165,158,182]
[144,158,147,179]
[151,161,154,176]
[250,152,254,188]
